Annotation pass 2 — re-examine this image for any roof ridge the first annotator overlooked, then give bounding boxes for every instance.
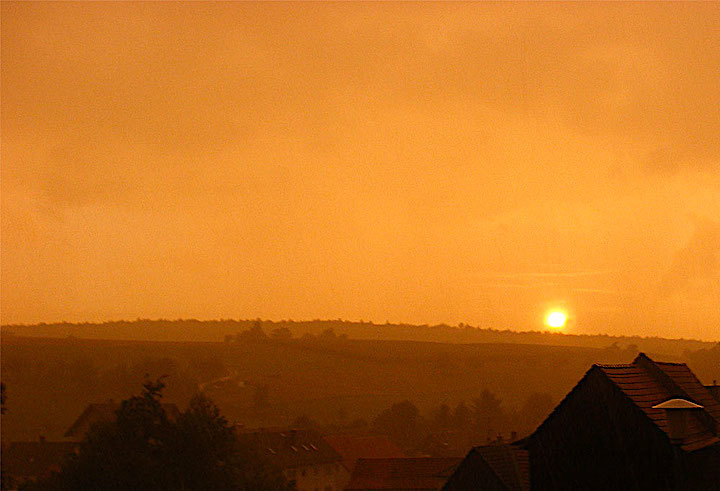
[594,362,635,368]
[652,360,688,367]
[358,456,457,460]
[632,353,719,443]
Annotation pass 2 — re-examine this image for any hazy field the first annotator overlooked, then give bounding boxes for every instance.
[2,325,717,443]
[2,319,715,355]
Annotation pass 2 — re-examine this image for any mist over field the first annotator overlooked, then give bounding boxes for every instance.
[3,321,719,444]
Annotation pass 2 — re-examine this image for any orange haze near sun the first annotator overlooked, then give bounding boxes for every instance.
[1,2,719,340]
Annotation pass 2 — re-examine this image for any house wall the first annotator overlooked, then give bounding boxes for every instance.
[284,462,349,491]
[527,367,678,490]
[678,444,720,489]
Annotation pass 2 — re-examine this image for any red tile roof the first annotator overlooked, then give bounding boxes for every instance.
[597,353,720,451]
[323,434,406,473]
[346,457,460,490]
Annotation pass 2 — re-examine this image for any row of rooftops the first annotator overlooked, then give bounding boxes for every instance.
[444,353,720,490]
[235,427,343,469]
[3,352,719,490]
[591,353,720,451]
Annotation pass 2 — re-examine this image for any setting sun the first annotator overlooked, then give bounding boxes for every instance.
[546,311,568,329]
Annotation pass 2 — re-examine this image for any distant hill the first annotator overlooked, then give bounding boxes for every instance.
[2,333,718,443]
[1,318,716,356]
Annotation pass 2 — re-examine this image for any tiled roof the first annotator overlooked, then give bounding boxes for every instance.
[474,445,530,490]
[443,444,529,491]
[597,353,720,452]
[64,402,181,438]
[1,441,78,479]
[235,428,342,470]
[346,457,460,490]
[654,361,720,423]
[323,434,406,472]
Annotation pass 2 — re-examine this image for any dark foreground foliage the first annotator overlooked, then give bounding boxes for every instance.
[25,380,292,491]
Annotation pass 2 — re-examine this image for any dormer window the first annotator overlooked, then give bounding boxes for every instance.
[652,398,704,443]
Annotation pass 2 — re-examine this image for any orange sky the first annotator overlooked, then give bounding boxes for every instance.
[2,2,719,340]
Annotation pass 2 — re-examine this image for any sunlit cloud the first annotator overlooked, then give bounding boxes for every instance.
[1,2,718,340]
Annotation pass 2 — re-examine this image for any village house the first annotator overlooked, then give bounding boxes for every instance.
[64,401,181,441]
[323,434,406,489]
[235,428,347,491]
[2,401,183,488]
[345,457,460,490]
[444,353,720,490]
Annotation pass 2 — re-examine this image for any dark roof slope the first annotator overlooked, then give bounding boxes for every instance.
[443,444,529,491]
[235,428,341,470]
[596,353,719,451]
[653,360,720,423]
[65,402,181,438]
[706,385,720,403]
[474,445,530,490]
[346,457,460,490]
[323,434,405,472]
[1,441,78,479]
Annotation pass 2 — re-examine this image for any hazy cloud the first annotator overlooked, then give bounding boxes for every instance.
[1,2,719,339]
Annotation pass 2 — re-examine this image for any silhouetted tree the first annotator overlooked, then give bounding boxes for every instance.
[253,384,270,411]
[472,389,505,442]
[238,321,268,343]
[270,327,292,341]
[1,382,11,491]
[372,400,425,450]
[450,401,474,448]
[171,393,291,490]
[452,401,472,432]
[189,356,227,382]
[317,328,337,343]
[518,392,555,436]
[31,379,290,490]
[300,332,315,343]
[429,403,452,432]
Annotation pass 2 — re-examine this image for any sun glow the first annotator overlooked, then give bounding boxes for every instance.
[546,311,568,329]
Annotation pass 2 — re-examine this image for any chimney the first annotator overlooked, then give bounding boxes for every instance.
[652,398,704,443]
